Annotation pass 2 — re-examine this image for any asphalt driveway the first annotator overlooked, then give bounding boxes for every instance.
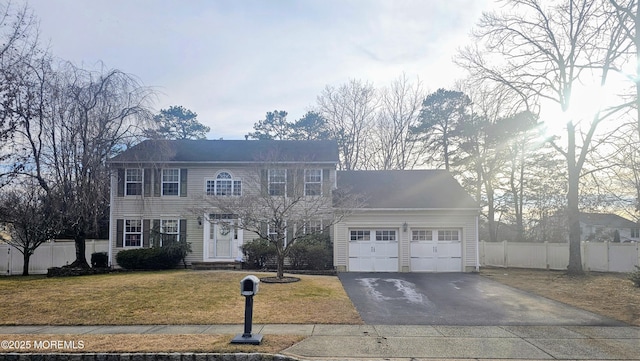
[338,272,625,326]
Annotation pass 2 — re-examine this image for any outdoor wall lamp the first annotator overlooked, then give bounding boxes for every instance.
[197,216,203,226]
[402,222,408,232]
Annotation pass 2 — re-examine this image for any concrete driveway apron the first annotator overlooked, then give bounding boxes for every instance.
[338,272,626,325]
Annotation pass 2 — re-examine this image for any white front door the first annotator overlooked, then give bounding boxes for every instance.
[348,229,399,272]
[410,229,462,272]
[204,216,239,260]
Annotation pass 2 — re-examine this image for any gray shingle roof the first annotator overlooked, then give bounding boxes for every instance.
[337,170,478,209]
[579,213,638,228]
[110,139,339,164]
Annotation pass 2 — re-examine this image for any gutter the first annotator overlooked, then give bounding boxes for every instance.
[108,171,114,268]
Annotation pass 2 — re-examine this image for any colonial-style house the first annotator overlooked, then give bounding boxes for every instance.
[108,139,480,272]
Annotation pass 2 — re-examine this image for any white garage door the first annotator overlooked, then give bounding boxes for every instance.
[410,229,462,272]
[348,229,398,272]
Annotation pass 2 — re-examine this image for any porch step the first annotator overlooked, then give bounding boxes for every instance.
[191,261,242,271]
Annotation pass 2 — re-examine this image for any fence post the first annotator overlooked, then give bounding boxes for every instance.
[544,241,549,269]
[503,240,508,267]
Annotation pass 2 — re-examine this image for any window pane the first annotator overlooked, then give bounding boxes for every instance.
[233,181,242,196]
[350,230,370,241]
[216,180,232,195]
[217,172,232,179]
[376,230,396,241]
[163,183,179,196]
[305,169,322,182]
[206,180,215,195]
[305,183,322,196]
[162,169,179,182]
[438,230,459,241]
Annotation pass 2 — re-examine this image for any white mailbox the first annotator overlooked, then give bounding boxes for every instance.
[240,275,260,296]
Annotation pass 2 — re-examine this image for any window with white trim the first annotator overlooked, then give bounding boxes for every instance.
[412,229,433,241]
[376,230,396,241]
[125,169,142,196]
[304,220,323,234]
[304,169,322,196]
[267,223,288,246]
[124,219,142,247]
[162,169,180,196]
[206,172,241,196]
[268,169,286,196]
[160,219,179,245]
[438,229,460,241]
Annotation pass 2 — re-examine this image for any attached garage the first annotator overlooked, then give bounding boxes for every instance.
[334,170,479,273]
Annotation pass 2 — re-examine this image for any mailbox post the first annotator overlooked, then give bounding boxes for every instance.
[231,275,263,344]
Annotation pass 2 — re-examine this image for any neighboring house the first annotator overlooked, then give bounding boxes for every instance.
[579,212,640,243]
[0,223,10,243]
[334,170,479,272]
[108,139,480,272]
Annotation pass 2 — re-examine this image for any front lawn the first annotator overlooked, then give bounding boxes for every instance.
[0,270,363,325]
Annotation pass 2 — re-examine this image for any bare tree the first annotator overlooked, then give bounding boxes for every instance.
[13,61,153,267]
[458,0,630,273]
[0,185,59,275]
[370,74,425,170]
[316,79,378,170]
[0,1,41,187]
[195,159,363,279]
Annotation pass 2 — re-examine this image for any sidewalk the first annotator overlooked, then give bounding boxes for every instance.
[1,324,640,360]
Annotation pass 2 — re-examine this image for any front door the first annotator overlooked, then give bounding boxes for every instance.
[205,215,238,260]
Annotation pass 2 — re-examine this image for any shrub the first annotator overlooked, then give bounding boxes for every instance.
[116,242,191,270]
[288,233,333,270]
[241,238,277,269]
[629,266,640,288]
[91,252,109,268]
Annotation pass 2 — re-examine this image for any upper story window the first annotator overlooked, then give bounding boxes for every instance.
[207,171,241,196]
[304,169,322,196]
[125,169,142,196]
[268,169,286,196]
[162,169,180,196]
[631,228,640,238]
[304,220,323,234]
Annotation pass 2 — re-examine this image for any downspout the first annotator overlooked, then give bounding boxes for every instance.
[475,215,480,272]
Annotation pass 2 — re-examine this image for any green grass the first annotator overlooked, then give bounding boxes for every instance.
[0,270,362,325]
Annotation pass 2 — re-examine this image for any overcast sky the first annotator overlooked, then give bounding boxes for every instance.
[24,0,495,139]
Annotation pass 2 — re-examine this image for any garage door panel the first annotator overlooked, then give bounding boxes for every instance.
[348,228,398,272]
[410,229,462,272]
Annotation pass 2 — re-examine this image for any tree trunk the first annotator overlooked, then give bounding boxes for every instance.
[566,123,583,274]
[71,234,89,268]
[22,251,31,276]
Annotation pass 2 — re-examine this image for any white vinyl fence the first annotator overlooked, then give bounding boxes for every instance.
[480,240,640,273]
[0,240,109,276]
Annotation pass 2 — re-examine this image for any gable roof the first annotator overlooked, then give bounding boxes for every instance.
[109,139,339,164]
[337,170,478,209]
[579,213,638,228]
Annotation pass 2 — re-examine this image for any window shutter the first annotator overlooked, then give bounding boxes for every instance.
[153,169,161,197]
[180,169,188,197]
[286,169,294,197]
[260,169,268,195]
[296,169,304,196]
[117,169,125,197]
[322,169,331,197]
[144,169,152,197]
[179,219,187,242]
[260,221,268,240]
[143,220,151,248]
[286,224,293,247]
[152,219,161,247]
[116,219,124,247]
